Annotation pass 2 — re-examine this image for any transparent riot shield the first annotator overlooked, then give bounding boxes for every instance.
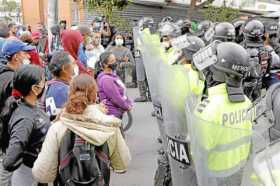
[249,139,280,186]
[133,27,146,82]
[185,98,261,186]
[158,61,198,186]
[137,29,166,143]
[135,27,171,185]
[247,96,280,186]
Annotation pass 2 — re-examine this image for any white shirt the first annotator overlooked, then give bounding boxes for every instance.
[85,45,105,69]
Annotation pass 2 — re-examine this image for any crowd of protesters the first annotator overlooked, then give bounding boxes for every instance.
[0,18,133,186]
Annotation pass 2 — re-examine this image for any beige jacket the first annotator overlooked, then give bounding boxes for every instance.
[32,104,131,183]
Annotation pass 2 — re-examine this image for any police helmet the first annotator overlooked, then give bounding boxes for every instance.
[195,20,213,37]
[176,19,192,35]
[233,20,245,30]
[161,16,174,23]
[265,22,279,35]
[158,21,181,38]
[182,36,205,60]
[233,20,245,43]
[265,22,280,46]
[213,42,250,79]
[243,19,265,39]
[213,22,236,42]
[138,17,155,31]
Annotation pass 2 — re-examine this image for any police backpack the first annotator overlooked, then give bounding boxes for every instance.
[58,130,110,186]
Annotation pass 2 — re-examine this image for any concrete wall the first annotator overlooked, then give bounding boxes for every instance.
[21,0,42,28]
[21,0,74,29]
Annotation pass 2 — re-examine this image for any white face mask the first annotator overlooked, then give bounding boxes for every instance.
[22,58,31,65]
[115,39,124,46]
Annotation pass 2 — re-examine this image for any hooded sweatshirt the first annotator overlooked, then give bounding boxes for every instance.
[97,72,132,119]
[0,63,14,112]
[32,104,131,184]
[61,30,87,74]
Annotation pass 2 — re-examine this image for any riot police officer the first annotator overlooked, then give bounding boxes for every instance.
[263,21,280,87]
[233,20,245,43]
[213,22,235,42]
[158,20,181,55]
[157,35,205,186]
[264,21,280,55]
[190,42,253,186]
[241,19,270,101]
[175,19,192,35]
[193,20,214,44]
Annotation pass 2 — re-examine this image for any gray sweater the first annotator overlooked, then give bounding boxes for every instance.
[107,46,135,64]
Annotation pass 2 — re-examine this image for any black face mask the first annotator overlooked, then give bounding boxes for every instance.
[108,63,118,71]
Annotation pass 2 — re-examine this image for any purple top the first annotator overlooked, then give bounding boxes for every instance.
[97,72,132,119]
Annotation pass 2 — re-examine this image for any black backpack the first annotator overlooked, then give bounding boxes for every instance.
[58,130,110,186]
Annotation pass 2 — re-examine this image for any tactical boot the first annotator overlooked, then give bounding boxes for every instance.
[134,81,148,102]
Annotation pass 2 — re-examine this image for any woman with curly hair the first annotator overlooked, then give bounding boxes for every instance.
[32,74,131,185]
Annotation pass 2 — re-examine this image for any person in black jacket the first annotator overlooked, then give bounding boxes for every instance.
[0,39,34,186]
[0,39,34,113]
[2,65,50,186]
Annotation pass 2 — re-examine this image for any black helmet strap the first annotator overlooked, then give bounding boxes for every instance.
[225,75,245,103]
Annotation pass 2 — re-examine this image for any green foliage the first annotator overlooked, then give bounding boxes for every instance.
[1,0,18,12]
[203,5,240,22]
[86,0,131,31]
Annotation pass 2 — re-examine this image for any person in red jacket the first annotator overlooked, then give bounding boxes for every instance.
[61,30,89,75]
[19,32,44,67]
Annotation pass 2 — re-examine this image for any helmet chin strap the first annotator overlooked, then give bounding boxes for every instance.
[225,75,245,103]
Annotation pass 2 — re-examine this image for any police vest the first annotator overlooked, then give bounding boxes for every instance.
[244,42,271,78]
[194,83,253,176]
[185,64,204,96]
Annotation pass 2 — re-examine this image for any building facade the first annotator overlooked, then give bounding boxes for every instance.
[21,0,280,29]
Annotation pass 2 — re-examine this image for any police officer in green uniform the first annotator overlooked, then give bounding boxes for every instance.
[156,35,205,186]
[158,20,181,65]
[190,42,254,186]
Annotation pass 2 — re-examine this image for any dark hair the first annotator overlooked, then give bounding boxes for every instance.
[65,74,97,114]
[79,26,91,36]
[8,23,16,29]
[48,51,71,77]
[94,51,113,79]
[50,24,60,35]
[112,33,125,46]
[14,65,44,97]
[99,51,113,68]
[19,31,32,44]
[0,22,9,38]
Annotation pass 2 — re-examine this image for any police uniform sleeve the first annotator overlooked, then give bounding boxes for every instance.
[194,99,220,151]
[3,118,33,171]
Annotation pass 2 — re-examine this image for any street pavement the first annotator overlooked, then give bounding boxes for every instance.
[111,88,159,186]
